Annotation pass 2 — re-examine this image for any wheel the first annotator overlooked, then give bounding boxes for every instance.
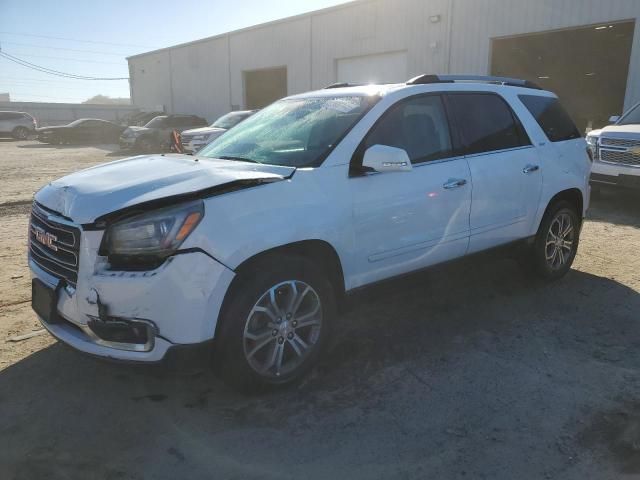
[137,137,156,153]
[215,255,335,393]
[530,201,581,281]
[12,126,29,140]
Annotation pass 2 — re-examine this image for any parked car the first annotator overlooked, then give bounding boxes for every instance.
[37,119,125,145]
[587,102,640,192]
[119,114,207,152]
[181,110,258,154]
[29,75,590,392]
[121,111,164,127]
[0,111,37,139]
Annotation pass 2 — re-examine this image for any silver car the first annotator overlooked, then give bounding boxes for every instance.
[0,111,37,139]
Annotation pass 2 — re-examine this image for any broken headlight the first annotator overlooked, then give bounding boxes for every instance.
[102,201,204,267]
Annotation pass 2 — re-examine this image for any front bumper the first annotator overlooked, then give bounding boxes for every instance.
[30,244,235,364]
[591,160,640,189]
[119,137,137,149]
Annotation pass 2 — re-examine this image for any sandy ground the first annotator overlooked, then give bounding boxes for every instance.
[1,139,640,479]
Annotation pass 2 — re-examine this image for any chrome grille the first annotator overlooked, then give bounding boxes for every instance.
[599,136,640,167]
[600,137,640,148]
[29,202,81,287]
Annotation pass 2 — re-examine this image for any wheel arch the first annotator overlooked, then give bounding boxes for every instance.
[538,188,584,231]
[233,240,346,298]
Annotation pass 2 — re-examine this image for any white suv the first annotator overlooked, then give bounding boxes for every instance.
[29,75,590,391]
[587,102,640,192]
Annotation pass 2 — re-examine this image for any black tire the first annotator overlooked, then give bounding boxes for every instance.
[214,254,335,393]
[529,200,581,281]
[137,136,156,153]
[12,126,29,140]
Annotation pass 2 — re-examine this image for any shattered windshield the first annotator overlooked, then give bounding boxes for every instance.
[199,95,379,167]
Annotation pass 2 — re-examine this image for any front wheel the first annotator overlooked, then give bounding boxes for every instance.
[215,255,335,392]
[12,126,29,140]
[530,201,581,280]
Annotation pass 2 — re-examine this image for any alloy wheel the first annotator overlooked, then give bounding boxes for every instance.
[545,212,575,271]
[242,280,322,379]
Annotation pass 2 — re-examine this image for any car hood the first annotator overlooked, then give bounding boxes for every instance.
[588,124,640,138]
[36,126,68,132]
[34,154,296,224]
[122,126,152,136]
[181,126,227,136]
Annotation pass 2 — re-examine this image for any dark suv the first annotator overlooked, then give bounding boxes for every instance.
[119,114,207,152]
[0,111,37,139]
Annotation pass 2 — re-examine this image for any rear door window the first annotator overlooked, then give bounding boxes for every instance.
[519,95,581,142]
[447,93,530,155]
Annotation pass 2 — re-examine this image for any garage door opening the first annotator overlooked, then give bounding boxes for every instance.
[244,67,287,110]
[336,51,408,85]
[491,21,635,133]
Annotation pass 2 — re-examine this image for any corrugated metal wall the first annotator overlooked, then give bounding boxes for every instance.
[128,0,640,121]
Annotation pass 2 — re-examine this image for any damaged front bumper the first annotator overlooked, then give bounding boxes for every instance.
[29,229,235,364]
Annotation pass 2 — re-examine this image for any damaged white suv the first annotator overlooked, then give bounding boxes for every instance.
[29,75,591,391]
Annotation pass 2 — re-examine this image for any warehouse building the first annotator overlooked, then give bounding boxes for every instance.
[127,0,640,132]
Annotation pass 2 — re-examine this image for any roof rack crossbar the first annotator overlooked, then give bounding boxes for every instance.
[406,74,542,90]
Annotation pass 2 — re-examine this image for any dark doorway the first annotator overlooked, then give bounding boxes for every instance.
[244,67,287,110]
[491,21,635,133]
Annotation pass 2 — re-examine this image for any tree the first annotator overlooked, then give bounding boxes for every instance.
[82,95,130,105]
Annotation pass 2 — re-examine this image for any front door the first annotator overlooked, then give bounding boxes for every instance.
[446,93,543,253]
[350,94,472,288]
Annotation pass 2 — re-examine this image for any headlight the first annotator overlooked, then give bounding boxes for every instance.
[193,134,211,141]
[586,135,599,161]
[102,201,204,266]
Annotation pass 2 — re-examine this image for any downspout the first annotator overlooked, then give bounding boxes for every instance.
[446,0,455,74]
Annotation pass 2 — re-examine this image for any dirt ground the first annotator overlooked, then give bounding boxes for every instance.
[1,139,640,480]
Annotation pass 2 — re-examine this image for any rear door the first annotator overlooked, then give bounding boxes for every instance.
[447,92,543,253]
[350,94,472,287]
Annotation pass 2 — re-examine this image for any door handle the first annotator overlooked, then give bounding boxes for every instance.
[523,165,540,174]
[443,178,468,190]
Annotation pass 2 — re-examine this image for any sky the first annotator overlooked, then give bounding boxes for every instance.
[0,0,351,103]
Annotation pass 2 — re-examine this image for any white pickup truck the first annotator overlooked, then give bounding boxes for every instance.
[588,102,640,192]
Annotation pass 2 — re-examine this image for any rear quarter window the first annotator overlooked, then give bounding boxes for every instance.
[519,95,581,143]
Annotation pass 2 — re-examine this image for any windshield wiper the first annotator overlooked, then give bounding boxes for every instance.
[217,155,262,164]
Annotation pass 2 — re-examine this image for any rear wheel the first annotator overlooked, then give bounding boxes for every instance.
[137,136,156,153]
[530,201,581,280]
[12,126,29,140]
[215,255,334,393]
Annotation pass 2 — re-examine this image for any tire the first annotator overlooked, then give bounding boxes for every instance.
[137,137,156,154]
[529,200,581,281]
[12,126,29,140]
[214,254,335,393]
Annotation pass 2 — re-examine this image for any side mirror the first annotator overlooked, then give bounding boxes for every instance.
[609,115,621,124]
[362,145,412,173]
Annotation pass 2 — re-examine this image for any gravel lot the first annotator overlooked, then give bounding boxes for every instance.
[1,139,640,479]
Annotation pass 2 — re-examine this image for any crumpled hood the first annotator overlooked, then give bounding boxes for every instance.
[588,124,640,138]
[34,154,295,224]
[123,126,152,136]
[181,126,227,137]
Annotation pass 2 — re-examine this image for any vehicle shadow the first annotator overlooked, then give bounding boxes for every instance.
[2,254,640,479]
[589,188,640,228]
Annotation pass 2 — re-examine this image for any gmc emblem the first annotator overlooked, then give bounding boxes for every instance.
[33,227,58,251]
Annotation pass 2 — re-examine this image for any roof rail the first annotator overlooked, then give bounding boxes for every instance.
[324,82,362,89]
[406,74,542,90]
